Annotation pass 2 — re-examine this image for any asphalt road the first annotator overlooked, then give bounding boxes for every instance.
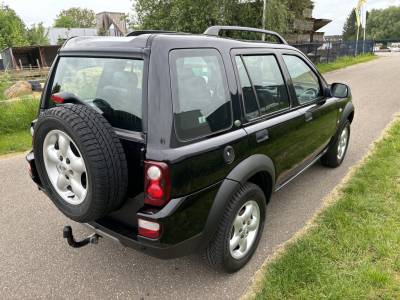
[1,53,400,300]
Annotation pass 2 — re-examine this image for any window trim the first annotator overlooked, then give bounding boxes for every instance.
[232,50,293,123]
[281,53,325,107]
[168,48,234,142]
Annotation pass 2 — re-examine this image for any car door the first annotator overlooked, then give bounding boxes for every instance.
[232,49,314,186]
[280,51,338,167]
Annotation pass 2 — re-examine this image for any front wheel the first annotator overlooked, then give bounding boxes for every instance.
[321,120,351,168]
[205,183,266,273]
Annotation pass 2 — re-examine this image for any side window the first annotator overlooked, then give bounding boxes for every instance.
[170,49,232,141]
[282,55,321,105]
[236,54,290,119]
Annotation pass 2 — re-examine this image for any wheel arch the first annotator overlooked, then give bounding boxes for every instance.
[200,154,275,247]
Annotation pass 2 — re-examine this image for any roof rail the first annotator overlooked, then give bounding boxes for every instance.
[204,26,288,45]
[127,30,177,37]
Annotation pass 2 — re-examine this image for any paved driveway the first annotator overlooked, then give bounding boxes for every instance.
[1,53,400,299]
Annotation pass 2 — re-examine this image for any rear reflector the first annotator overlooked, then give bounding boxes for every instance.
[138,219,160,239]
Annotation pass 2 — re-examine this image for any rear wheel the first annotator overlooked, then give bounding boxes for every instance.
[321,120,351,168]
[205,183,266,273]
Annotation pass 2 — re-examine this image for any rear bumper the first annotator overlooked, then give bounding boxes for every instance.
[26,150,222,259]
[26,151,44,189]
[85,221,204,259]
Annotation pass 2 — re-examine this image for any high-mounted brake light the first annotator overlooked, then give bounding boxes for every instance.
[144,161,171,207]
[138,219,161,239]
[51,94,65,104]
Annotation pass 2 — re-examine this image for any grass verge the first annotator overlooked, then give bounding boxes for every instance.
[0,131,32,155]
[317,53,377,74]
[248,117,400,299]
[0,97,39,155]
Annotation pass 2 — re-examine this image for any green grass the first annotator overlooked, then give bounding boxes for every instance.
[0,97,39,155]
[254,118,400,299]
[0,131,32,155]
[317,53,377,74]
[0,73,12,101]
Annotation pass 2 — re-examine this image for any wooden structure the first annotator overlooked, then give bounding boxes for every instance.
[96,12,127,36]
[285,5,331,44]
[0,45,60,70]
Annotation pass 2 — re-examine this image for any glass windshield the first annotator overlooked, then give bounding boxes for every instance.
[50,57,144,132]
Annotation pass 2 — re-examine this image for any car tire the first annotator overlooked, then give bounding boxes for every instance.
[205,182,266,273]
[33,104,128,222]
[321,120,351,168]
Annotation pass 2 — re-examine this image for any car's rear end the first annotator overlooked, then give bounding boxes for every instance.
[26,35,223,258]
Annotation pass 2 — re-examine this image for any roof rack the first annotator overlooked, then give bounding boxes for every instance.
[127,30,177,37]
[204,26,288,45]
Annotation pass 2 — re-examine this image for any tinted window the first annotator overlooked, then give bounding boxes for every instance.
[235,56,259,119]
[236,55,289,118]
[283,55,321,105]
[170,49,232,141]
[51,57,143,131]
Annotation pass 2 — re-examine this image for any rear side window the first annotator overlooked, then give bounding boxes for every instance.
[282,55,321,105]
[170,49,232,141]
[235,55,290,119]
[50,57,144,132]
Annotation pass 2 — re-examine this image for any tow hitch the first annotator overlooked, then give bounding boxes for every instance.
[63,226,101,248]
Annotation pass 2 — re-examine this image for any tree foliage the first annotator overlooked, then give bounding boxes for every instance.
[0,4,28,49]
[132,0,312,35]
[27,22,49,46]
[367,6,400,40]
[54,7,96,28]
[343,6,400,41]
[342,8,357,41]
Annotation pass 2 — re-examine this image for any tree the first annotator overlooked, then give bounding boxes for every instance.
[54,7,96,28]
[342,9,357,41]
[27,23,49,45]
[0,4,28,49]
[132,0,311,35]
[367,6,400,40]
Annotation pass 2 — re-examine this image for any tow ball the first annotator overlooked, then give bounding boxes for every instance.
[63,226,101,248]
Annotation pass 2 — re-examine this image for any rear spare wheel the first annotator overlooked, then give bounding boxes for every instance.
[33,104,128,222]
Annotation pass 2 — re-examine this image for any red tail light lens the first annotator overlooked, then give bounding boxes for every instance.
[51,93,65,104]
[144,161,171,206]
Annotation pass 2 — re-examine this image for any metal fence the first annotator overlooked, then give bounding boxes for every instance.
[292,40,375,64]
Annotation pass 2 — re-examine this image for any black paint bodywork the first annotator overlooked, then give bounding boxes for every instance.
[27,33,354,258]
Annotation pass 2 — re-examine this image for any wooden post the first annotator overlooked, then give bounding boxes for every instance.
[19,59,23,70]
[36,59,41,69]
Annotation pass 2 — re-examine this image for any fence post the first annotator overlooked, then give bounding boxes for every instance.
[36,59,41,69]
[327,41,331,63]
[19,59,23,70]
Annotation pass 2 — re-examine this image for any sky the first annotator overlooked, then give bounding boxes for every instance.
[3,0,400,35]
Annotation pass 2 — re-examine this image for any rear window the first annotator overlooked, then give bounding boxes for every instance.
[50,57,144,132]
[169,49,232,141]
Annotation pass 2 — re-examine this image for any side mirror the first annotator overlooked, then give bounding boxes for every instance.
[330,83,350,98]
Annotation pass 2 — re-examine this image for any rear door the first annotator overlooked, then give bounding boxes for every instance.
[280,51,338,162]
[232,49,310,186]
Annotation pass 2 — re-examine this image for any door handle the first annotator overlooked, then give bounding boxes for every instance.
[256,129,269,143]
[305,112,313,122]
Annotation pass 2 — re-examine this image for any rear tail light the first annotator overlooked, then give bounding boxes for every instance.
[144,161,171,206]
[138,219,160,239]
[51,93,65,104]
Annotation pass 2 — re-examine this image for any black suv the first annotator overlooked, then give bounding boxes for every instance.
[27,26,353,273]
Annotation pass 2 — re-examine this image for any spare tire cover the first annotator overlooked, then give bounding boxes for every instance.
[33,104,128,222]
